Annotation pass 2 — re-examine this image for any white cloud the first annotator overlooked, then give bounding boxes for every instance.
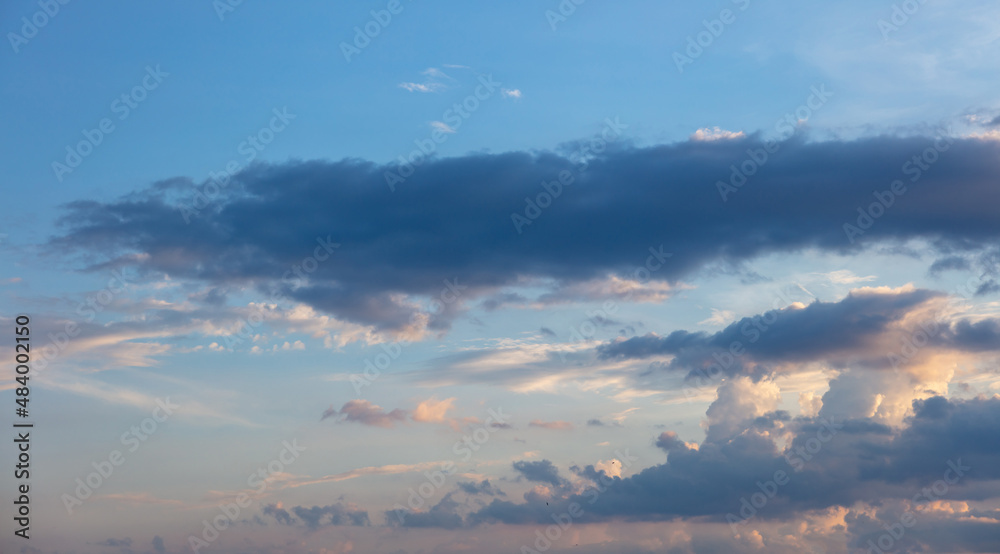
[430,120,457,133]
[398,81,446,93]
[690,127,745,141]
[699,308,735,326]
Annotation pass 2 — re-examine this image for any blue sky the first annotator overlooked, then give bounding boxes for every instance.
[2,1,1000,553]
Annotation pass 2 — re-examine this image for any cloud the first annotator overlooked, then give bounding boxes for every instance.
[512,459,566,487]
[152,536,165,554]
[261,502,370,529]
[439,394,1000,549]
[322,397,474,430]
[501,88,522,99]
[691,127,745,141]
[320,399,408,428]
[528,419,574,431]
[386,493,464,529]
[699,308,735,326]
[411,397,455,423]
[398,67,452,93]
[598,286,1000,379]
[457,479,505,496]
[398,82,446,93]
[430,120,457,134]
[49,135,1000,337]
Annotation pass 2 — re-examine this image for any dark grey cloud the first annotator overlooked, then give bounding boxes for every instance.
[929,255,971,275]
[386,493,463,529]
[598,288,1000,380]
[261,502,370,529]
[513,459,566,488]
[50,135,1000,333]
[655,431,685,452]
[151,536,165,554]
[941,318,1000,351]
[406,394,1000,548]
[457,479,505,496]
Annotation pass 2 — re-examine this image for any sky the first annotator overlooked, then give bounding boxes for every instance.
[1,1,1000,553]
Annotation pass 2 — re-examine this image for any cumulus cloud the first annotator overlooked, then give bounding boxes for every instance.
[424,393,1000,551]
[457,479,505,496]
[512,459,567,488]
